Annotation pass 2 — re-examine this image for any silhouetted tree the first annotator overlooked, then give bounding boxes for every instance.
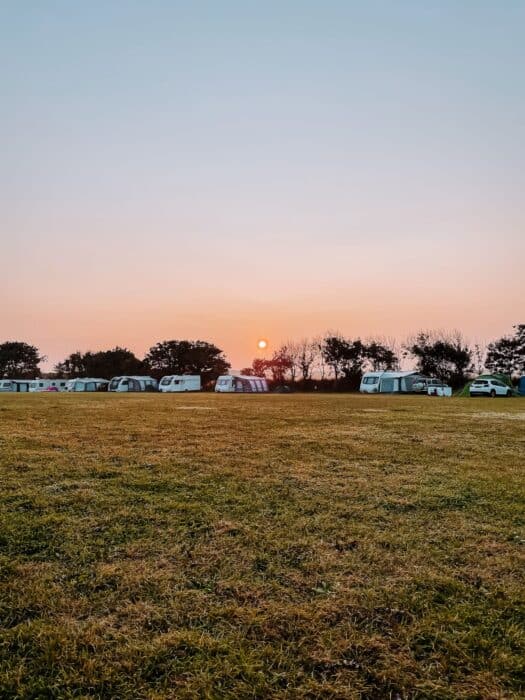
[144,340,230,384]
[0,341,45,378]
[55,347,143,380]
[485,325,525,376]
[54,351,86,378]
[403,331,473,387]
[363,339,399,371]
[322,336,366,389]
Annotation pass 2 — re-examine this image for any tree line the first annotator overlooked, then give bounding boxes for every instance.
[0,324,523,390]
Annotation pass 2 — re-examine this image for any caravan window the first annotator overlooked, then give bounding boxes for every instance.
[363,376,379,385]
[160,377,171,385]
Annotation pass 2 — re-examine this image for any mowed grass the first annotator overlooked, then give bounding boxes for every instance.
[0,394,524,699]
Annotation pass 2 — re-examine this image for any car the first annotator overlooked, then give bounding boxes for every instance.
[469,378,512,398]
[412,378,443,393]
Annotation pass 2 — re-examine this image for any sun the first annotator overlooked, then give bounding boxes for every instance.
[257,339,268,350]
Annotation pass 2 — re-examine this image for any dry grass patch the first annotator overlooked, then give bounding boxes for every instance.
[0,393,524,698]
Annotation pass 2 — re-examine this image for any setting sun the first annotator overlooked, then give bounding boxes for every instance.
[257,339,268,350]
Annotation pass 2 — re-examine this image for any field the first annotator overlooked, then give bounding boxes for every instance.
[0,393,524,699]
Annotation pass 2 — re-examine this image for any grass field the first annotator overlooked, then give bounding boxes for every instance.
[0,393,524,699]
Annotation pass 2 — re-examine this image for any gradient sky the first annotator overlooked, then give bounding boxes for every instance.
[2,1,524,370]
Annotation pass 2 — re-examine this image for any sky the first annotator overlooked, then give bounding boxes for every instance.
[1,1,524,371]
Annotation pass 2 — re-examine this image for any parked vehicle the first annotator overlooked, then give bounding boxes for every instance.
[360,371,424,394]
[108,376,158,392]
[0,380,14,392]
[29,379,69,392]
[412,377,443,393]
[67,378,109,392]
[427,383,452,397]
[469,378,513,398]
[159,375,201,392]
[215,374,269,393]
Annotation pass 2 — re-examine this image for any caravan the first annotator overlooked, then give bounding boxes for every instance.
[159,375,201,392]
[67,378,109,392]
[360,371,423,394]
[108,376,158,392]
[29,379,69,392]
[215,374,269,393]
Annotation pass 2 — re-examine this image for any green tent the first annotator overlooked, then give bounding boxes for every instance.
[457,373,516,397]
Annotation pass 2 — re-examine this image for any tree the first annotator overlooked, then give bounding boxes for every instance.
[144,340,230,384]
[278,342,300,383]
[403,331,473,387]
[322,335,366,389]
[485,325,525,376]
[363,338,399,371]
[0,342,45,378]
[54,351,86,378]
[246,353,292,385]
[296,338,318,382]
[55,347,143,380]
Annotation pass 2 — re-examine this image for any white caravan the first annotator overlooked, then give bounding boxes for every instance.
[159,375,201,392]
[11,379,32,392]
[67,378,109,392]
[215,374,269,393]
[29,379,69,392]
[0,379,33,392]
[360,371,423,394]
[108,376,158,392]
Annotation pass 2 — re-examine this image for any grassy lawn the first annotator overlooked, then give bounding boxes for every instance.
[0,393,523,699]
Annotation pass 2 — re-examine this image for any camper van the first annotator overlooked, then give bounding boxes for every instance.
[29,379,69,392]
[159,375,201,392]
[108,376,158,392]
[360,371,423,394]
[67,378,109,392]
[215,374,269,393]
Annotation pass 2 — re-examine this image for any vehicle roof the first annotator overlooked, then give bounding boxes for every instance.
[218,374,266,381]
[363,370,420,378]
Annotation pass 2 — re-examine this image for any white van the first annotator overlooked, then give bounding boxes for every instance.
[215,374,269,393]
[67,378,109,392]
[159,375,201,392]
[29,379,69,392]
[108,376,158,392]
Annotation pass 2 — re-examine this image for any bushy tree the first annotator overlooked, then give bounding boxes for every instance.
[363,339,399,371]
[404,331,473,387]
[0,341,45,378]
[55,347,143,380]
[322,336,366,389]
[246,353,293,384]
[485,325,525,376]
[144,340,230,384]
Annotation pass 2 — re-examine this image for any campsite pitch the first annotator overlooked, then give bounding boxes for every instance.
[0,394,523,699]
